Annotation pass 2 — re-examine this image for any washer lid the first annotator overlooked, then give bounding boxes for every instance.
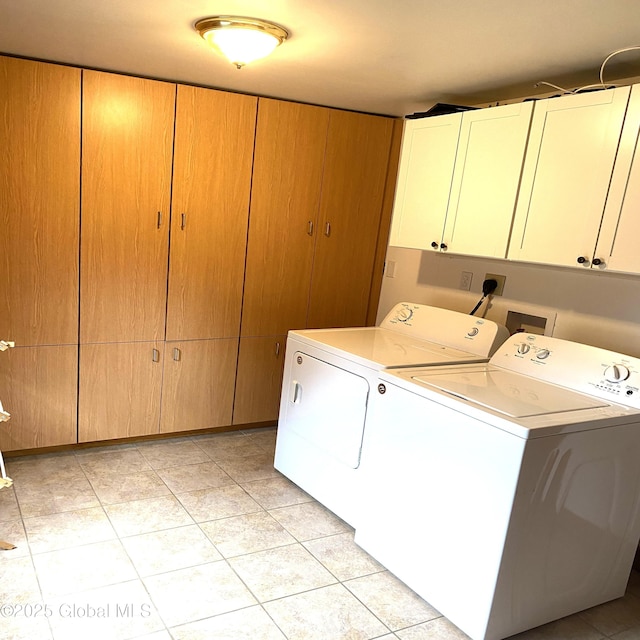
[412,368,608,418]
[290,327,486,368]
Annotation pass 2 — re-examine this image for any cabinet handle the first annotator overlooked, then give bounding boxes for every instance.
[275,341,281,356]
[181,213,186,230]
[152,348,160,363]
[173,347,181,361]
[325,222,331,237]
[576,256,588,264]
[157,211,162,229]
[592,258,603,266]
[430,241,439,249]
[0,340,15,352]
[307,221,314,236]
[440,243,448,250]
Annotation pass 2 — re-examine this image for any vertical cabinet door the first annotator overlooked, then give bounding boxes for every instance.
[81,71,175,344]
[308,110,394,329]
[389,114,462,250]
[160,339,238,433]
[0,57,80,346]
[233,335,287,425]
[166,86,257,341]
[508,87,631,268]
[595,85,640,274]
[79,342,164,442]
[443,102,534,258]
[0,345,78,451]
[241,99,329,337]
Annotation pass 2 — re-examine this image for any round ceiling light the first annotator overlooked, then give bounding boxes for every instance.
[195,16,289,69]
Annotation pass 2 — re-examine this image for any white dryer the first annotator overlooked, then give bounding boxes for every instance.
[355,333,640,640]
[273,302,509,526]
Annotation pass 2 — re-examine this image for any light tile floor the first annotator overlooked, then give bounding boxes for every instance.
[1,426,639,640]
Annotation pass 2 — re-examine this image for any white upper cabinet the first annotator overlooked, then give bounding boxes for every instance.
[508,87,631,268]
[443,101,533,258]
[595,85,640,274]
[389,102,533,258]
[389,113,461,249]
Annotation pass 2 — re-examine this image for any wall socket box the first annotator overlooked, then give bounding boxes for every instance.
[484,273,506,296]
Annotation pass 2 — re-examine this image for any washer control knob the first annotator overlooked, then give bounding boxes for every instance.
[396,307,413,323]
[536,349,550,360]
[604,364,630,383]
[467,327,479,337]
[517,343,531,355]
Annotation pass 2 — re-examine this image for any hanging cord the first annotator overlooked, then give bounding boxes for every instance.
[469,279,498,316]
[534,45,640,95]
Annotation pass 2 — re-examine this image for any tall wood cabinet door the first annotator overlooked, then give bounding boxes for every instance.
[443,102,533,258]
[232,335,287,425]
[0,57,80,346]
[81,71,175,344]
[160,339,238,433]
[241,99,329,337]
[308,111,393,329]
[78,342,164,442]
[389,114,462,250]
[0,345,78,451]
[166,87,257,341]
[508,87,631,268]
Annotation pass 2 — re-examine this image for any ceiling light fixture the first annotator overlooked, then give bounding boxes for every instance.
[195,16,288,69]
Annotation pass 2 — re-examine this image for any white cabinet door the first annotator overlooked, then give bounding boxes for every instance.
[389,114,461,249]
[443,102,533,258]
[595,85,640,274]
[508,87,631,268]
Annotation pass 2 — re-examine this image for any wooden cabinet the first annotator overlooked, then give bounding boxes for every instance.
[79,342,164,442]
[307,110,395,328]
[0,346,78,451]
[80,71,175,344]
[389,102,533,259]
[166,86,257,340]
[233,336,287,425]
[0,57,80,347]
[241,99,329,337]
[237,99,394,422]
[0,57,80,452]
[160,339,238,433]
[508,87,631,268]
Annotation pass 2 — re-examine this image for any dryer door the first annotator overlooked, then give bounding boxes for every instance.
[283,351,369,468]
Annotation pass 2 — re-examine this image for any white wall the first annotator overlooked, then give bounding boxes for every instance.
[378,246,640,358]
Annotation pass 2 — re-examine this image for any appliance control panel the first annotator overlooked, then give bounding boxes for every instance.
[381,303,509,357]
[491,333,640,408]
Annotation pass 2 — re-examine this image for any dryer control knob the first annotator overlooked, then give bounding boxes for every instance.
[604,364,630,383]
[467,328,479,337]
[536,349,550,360]
[517,343,531,355]
[396,307,413,323]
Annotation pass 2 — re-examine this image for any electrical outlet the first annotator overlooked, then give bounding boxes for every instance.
[459,271,473,291]
[484,273,506,296]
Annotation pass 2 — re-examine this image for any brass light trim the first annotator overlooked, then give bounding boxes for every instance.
[194,16,289,68]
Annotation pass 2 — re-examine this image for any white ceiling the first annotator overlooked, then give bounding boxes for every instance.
[2,0,640,116]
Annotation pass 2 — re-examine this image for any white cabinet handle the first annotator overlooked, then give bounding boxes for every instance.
[173,348,181,361]
[307,221,314,236]
[275,342,281,356]
[152,349,160,363]
[0,341,15,352]
[324,222,331,237]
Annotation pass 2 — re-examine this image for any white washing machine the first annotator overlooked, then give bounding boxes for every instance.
[355,332,640,640]
[273,302,509,526]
